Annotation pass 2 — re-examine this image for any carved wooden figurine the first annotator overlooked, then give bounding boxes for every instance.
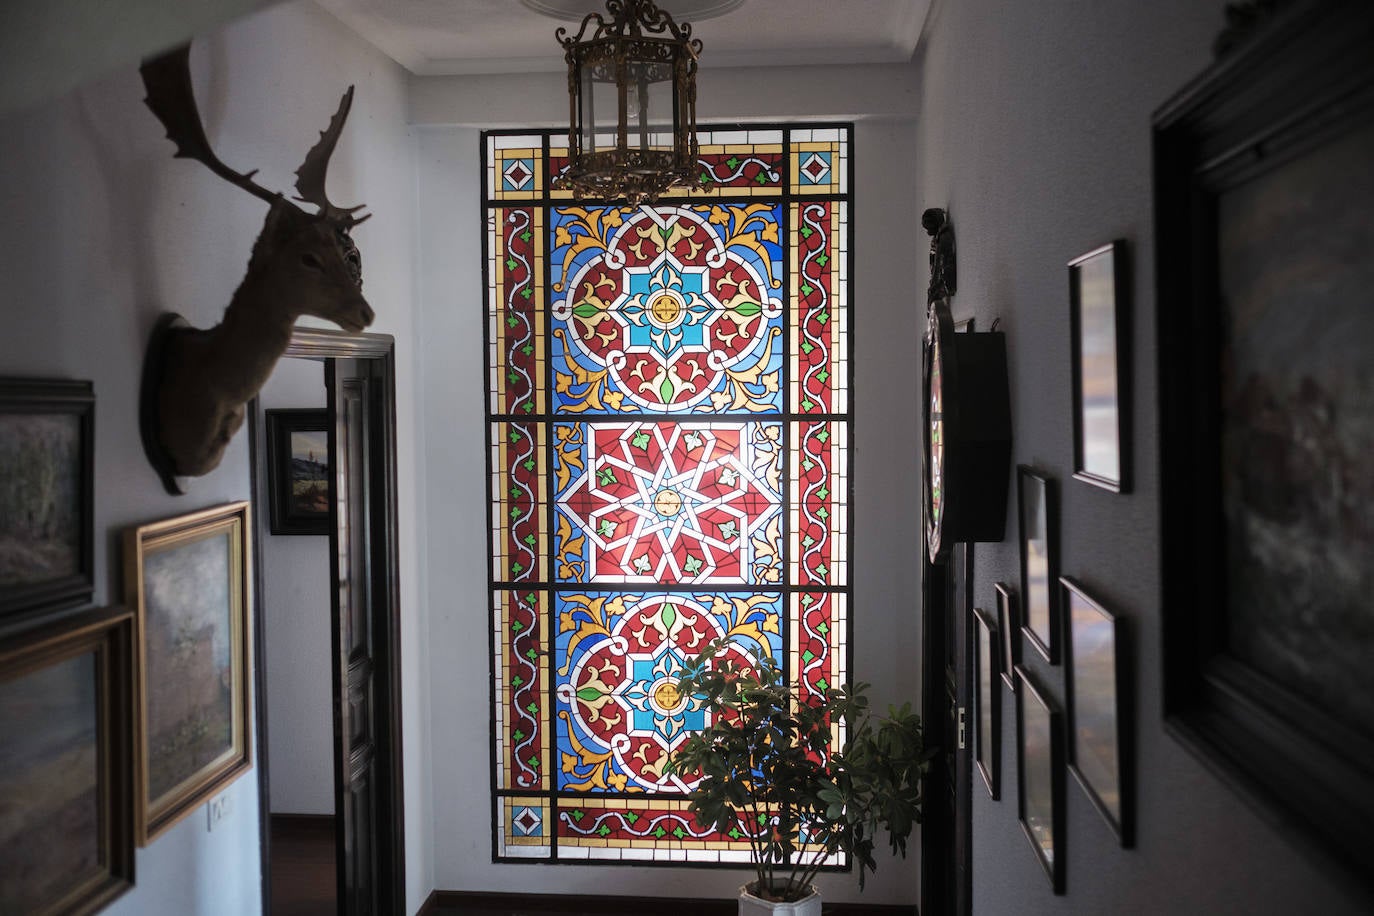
[138,44,373,494]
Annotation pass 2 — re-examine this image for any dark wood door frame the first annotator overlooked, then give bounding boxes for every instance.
[249,327,405,916]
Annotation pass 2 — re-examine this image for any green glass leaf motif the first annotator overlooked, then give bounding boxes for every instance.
[509,508,521,521]
[597,467,617,485]
[527,755,540,769]
[597,824,612,837]
[661,603,677,630]
[802,459,815,471]
[597,520,616,538]
[522,403,533,413]
[672,826,686,838]
[526,648,539,661]
[817,507,829,520]
[728,827,742,839]
[801,650,816,664]
[523,459,536,471]
[816,369,830,383]
[719,521,738,540]
[815,428,830,444]
[524,534,537,547]
[802,535,815,548]
[577,686,603,702]
[754,172,767,185]
[653,826,666,839]
[521,343,534,356]
[506,315,519,328]
[512,728,525,741]
[817,486,830,500]
[511,674,525,687]
[726,156,740,169]
[683,555,703,575]
[625,812,639,825]
[801,399,814,412]
[816,310,830,324]
[506,257,518,271]
[510,561,524,574]
[816,562,830,577]
[526,701,539,713]
[817,677,830,693]
[520,230,532,242]
[800,226,814,239]
[509,429,523,443]
[507,371,519,384]
[509,486,521,498]
[816,622,829,635]
[521,288,533,300]
[800,594,814,607]
[733,301,762,317]
[801,283,814,297]
[571,809,585,821]
[511,620,524,633]
[572,302,601,319]
[658,376,675,405]
[632,431,651,450]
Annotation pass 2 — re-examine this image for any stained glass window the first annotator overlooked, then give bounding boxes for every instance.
[485,125,852,864]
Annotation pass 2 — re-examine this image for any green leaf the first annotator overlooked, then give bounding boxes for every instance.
[572,302,601,318]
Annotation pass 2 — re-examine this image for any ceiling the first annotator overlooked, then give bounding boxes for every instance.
[312,0,931,75]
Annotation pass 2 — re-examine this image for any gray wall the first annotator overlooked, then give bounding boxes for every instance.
[255,358,333,815]
[0,1,429,911]
[912,0,1368,913]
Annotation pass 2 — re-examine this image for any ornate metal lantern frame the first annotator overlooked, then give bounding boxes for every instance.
[555,0,702,205]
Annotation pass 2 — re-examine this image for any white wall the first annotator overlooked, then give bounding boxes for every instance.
[912,0,1370,913]
[0,0,428,912]
[254,358,333,815]
[412,67,924,904]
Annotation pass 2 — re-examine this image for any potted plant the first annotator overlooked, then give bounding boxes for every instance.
[667,638,932,915]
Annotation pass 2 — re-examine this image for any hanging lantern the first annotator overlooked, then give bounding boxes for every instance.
[554,0,702,205]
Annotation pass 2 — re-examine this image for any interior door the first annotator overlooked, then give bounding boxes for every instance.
[922,540,973,916]
[327,360,378,916]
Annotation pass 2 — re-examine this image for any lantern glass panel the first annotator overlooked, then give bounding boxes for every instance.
[626,59,675,152]
[579,58,619,155]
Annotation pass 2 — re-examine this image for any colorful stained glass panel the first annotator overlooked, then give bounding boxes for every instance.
[553,421,783,585]
[549,204,784,415]
[490,422,547,583]
[790,200,849,415]
[556,798,757,861]
[790,421,849,587]
[495,589,549,792]
[488,207,546,416]
[489,134,545,200]
[554,590,783,793]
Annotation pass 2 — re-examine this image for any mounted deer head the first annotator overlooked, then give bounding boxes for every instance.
[138,43,374,494]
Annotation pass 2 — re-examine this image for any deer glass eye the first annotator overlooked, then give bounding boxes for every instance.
[300,251,326,272]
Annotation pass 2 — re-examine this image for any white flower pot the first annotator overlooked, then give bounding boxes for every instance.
[737,884,822,916]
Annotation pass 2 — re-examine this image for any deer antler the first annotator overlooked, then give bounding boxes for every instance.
[139,44,279,207]
[294,86,371,229]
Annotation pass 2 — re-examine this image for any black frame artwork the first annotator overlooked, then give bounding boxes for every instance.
[1062,577,1131,846]
[1016,665,1065,895]
[265,408,331,536]
[1069,240,1130,493]
[1155,0,1374,896]
[973,605,1001,800]
[0,606,135,916]
[995,582,1018,691]
[0,377,95,622]
[1017,467,1059,664]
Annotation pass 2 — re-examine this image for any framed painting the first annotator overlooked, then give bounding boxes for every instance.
[973,605,1001,800]
[0,606,134,915]
[1017,466,1059,663]
[125,502,253,843]
[0,377,94,622]
[265,408,331,536]
[1069,240,1130,492]
[1062,577,1131,846]
[1155,0,1374,893]
[1016,665,1064,894]
[995,582,1018,691]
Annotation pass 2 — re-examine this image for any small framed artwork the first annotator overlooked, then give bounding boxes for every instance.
[995,583,1018,691]
[0,377,95,622]
[266,409,331,536]
[1016,665,1065,895]
[125,502,253,843]
[0,606,134,915]
[1069,240,1129,493]
[973,605,1001,799]
[1063,577,1132,846]
[1018,467,1059,663]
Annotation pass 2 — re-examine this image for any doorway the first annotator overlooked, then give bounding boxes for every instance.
[249,328,405,915]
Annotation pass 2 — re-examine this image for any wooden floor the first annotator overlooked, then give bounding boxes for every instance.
[269,814,337,916]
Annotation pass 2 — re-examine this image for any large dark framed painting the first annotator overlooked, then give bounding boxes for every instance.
[1017,466,1059,664]
[265,408,330,535]
[1015,665,1064,895]
[0,606,134,916]
[1062,577,1132,847]
[1068,240,1130,493]
[125,502,252,843]
[1155,0,1374,894]
[0,378,94,622]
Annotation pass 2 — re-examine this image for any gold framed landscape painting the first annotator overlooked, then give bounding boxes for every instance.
[124,502,252,844]
[0,606,134,916]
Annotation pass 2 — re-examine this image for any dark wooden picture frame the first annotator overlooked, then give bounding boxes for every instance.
[1062,577,1132,846]
[1017,466,1059,664]
[265,408,330,536]
[0,377,94,622]
[125,502,253,844]
[1155,0,1374,895]
[1069,240,1130,493]
[1016,665,1065,895]
[973,605,1001,800]
[0,606,134,916]
[995,582,1018,691]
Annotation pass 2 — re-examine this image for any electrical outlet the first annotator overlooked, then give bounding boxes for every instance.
[207,792,233,831]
